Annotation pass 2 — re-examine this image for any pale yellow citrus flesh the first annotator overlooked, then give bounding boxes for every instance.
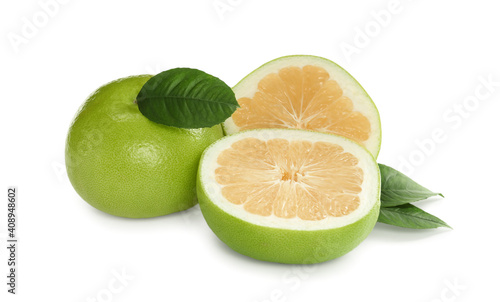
[232,65,371,147]
[214,137,364,221]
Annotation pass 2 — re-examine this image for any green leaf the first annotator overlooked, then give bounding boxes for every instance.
[379,164,443,208]
[378,204,451,229]
[136,68,239,128]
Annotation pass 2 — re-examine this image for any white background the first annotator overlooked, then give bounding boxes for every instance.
[1,0,499,301]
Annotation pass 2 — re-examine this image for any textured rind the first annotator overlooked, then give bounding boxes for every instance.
[197,161,381,264]
[65,75,224,218]
[224,54,382,158]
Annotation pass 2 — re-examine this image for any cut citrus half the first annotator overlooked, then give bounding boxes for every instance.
[224,55,382,158]
[197,129,380,264]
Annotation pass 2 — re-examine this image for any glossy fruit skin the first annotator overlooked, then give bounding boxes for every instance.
[66,75,223,218]
[197,175,380,264]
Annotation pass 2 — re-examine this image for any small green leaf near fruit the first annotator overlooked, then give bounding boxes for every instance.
[378,204,451,229]
[136,68,239,129]
[377,164,450,229]
[379,164,443,207]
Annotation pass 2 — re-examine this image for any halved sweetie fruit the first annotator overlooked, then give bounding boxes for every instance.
[224,55,382,158]
[197,129,380,264]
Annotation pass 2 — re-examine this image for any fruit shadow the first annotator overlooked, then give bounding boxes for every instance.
[82,202,207,232]
[84,203,347,268]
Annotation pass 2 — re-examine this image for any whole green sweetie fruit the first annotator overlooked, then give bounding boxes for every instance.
[66,75,223,218]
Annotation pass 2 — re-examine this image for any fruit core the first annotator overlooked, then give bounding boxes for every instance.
[232,65,372,147]
[215,137,364,221]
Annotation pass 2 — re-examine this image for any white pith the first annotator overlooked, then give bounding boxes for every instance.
[224,55,381,158]
[199,129,380,231]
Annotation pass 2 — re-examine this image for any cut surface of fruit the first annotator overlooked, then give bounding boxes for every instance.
[224,55,381,158]
[216,138,364,221]
[197,129,380,263]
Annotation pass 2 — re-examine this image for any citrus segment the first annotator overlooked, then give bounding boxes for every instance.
[225,55,381,157]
